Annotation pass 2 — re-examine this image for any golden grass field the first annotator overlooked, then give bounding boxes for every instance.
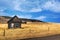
[0,22,60,40]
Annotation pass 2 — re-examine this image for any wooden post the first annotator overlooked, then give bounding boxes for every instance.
[48,26,49,35]
[48,27,49,31]
[3,29,5,36]
[29,29,31,33]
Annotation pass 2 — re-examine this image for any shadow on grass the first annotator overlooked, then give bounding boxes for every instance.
[18,34,60,40]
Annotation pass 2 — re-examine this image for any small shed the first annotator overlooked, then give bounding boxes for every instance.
[8,16,22,29]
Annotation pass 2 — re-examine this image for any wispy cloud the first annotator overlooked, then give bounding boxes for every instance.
[0,11,9,16]
[13,0,42,12]
[0,0,60,12]
[12,0,60,12]
[35,16,47,21]
[17,15,32,19]
[43,0,60,12]
[30,8,42,12]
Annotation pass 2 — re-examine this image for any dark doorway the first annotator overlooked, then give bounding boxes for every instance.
[14,23,21,28]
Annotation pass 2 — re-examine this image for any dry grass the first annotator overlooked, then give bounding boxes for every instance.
[0,22,60,40]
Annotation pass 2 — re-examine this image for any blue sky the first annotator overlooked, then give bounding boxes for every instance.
[0,0,60,23]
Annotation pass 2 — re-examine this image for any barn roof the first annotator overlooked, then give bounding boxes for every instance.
[8,16,22,23]
[0,16,43,23]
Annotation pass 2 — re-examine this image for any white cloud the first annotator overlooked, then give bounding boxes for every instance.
[30,8,42,12]
[0,9,4,12]
[11,0,60,12]
[0,11,9,16]
[43,1,60,12]
[35,16,47,20]
[12,0,43,12]
[0,8,6,12]
[12,0,24,11]
[17,15,32,19]
[0,0,60,12]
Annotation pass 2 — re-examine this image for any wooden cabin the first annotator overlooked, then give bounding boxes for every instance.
[8,16,23,29]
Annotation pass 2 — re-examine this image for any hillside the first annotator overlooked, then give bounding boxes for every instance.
[0,16,43,23]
